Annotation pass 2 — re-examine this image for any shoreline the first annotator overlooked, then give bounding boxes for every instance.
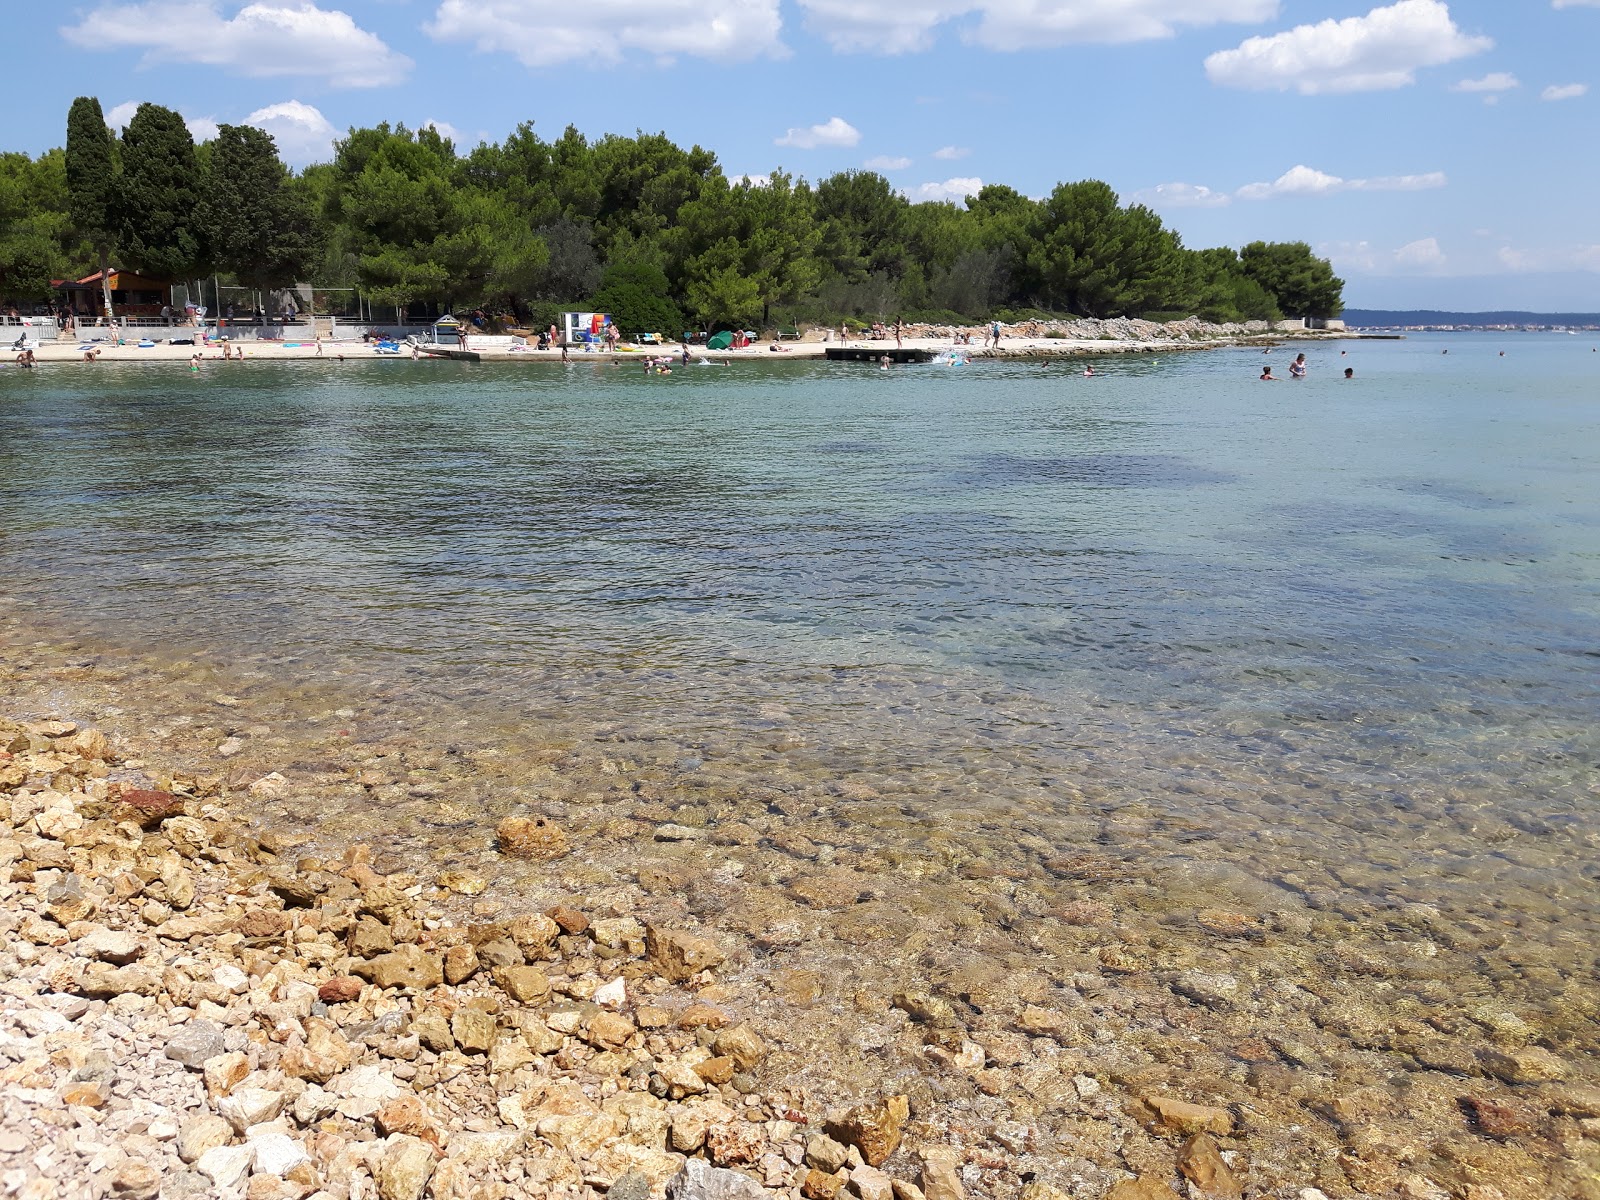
[8,326,1349,369]
[1,611,1595,1200]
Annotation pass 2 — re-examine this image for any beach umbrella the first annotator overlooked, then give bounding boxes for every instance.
[706,331,733,351]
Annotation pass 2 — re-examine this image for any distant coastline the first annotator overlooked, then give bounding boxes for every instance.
[1345,308,1600,329]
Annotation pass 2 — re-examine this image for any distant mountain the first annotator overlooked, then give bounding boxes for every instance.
[1344,309,1600,327]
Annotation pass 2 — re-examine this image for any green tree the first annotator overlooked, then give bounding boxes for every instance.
[1238,241,1344,318]
[0,151,78,302]
[200,124,321,290]
[591,261,683,338]
[64,96,120,317]
[1028,181,1187,317]
[119,103,206,281]
[680,173,819,327]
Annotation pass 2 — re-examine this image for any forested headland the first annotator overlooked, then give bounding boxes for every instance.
[0,97,1345,334]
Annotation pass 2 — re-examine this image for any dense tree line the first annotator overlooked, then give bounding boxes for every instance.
[0,98,1345,329]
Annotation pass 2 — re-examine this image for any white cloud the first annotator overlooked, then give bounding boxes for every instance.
[1497,246,1531,271]
[1205,0,1490,95]
[1320,240,1378,272]
[775,117,861,149]
[796,0,1276,54]
[932,145,970,160]
[423,119,463,143]
[1451,72,1518,92]
[1394,237,1446,269]
[1552,0,1600,7]
[909,177,983,204]
[1236,164,1446,199]
[863,155,912,170]
[242,100,339,166]
[730,174,772,188]
[425,0,784,67]
[1541,82,1589,101]
[61,1,411,87]
[1128,182,1232,208]
[103,100,219,143]
[104,102,140,131]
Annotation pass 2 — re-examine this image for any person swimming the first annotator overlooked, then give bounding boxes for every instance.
[1344,367,1354,379]
[1260,366,1277,380]
[1290,353,1307,378]
[1083,365,1095,377]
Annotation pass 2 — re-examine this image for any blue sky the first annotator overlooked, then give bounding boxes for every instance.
[10,0,1599,310]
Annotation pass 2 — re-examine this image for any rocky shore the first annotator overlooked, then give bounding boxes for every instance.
[10,315,1334,366]
[3,690,1596,1200]
[0,715,978,1200]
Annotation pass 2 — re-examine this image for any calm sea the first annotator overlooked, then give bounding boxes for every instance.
[2,332,1598,1044]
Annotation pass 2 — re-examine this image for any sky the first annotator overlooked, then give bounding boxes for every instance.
[8,0,1599,311]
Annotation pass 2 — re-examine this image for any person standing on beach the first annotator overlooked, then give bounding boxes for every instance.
[895,319,903,349]
[991,320,1002,349]
[840,321,848,348]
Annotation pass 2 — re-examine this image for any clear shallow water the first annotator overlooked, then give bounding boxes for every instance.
[3,335,1599,1035]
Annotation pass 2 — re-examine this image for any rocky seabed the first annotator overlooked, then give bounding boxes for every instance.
[1,714,1597,1200]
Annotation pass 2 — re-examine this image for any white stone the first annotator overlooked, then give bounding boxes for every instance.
[251,1132,311,1176]
[218,1088,284,1133]
[197,1144,254,1189]
[593,978,627,1009]
[213,964,250,994]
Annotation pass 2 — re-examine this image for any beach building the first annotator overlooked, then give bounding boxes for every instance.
[54,268,172,320]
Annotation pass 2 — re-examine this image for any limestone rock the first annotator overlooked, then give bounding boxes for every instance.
[1105,1181,1181,1200]
[358,944,444,990]
[665,1157,767,1200]
[495,816,568,860]
[808,1137,852,1175]
[443,943,479,984]
[375,1134,437,1200]
[451,1007,496,1054]
[218,1087,285,1133]
[197,1144,255,1189]
[712,1023,767,1070]
[849,1165,894,1200]
[1136,1095,1234,1137]
[1478,1046,1569,1085]
[165,1019,227,1069]
[1178,1134,1241,1199]
[77,928,144,964]
[177,1113,233,1164]
[251,1132,311,1177]
[494,965,550,1004]
[109,1159,161,1200]
[919,1148,964,1200]
[646,926,727,982]
[584,1010,637,1050]
[826,1096,909,1168]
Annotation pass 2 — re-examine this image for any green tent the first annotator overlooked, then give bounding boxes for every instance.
[706,331,734,350]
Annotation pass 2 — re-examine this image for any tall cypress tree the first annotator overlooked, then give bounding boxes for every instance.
[119,103,206,282]
[199,124,320,292]
[64,95,120,319]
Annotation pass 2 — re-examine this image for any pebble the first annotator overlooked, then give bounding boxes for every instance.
[165,1018,227,1069]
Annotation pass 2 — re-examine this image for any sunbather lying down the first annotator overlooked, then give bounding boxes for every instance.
[768,344,789,352]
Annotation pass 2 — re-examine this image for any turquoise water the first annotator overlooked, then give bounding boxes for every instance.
[3,334,1599,1035]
